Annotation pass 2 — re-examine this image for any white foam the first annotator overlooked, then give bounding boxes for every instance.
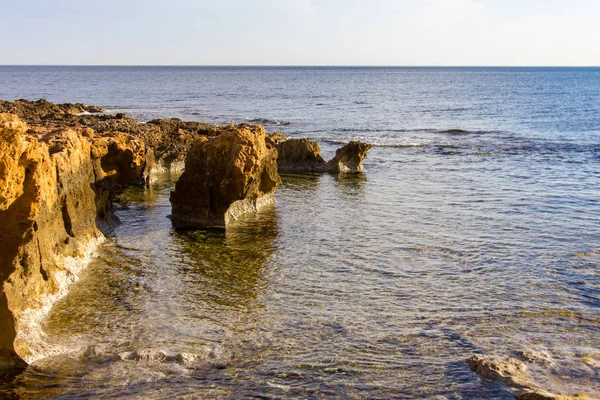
[15,234,105,364]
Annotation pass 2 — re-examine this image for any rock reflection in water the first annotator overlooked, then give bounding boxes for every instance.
[0,176,282,399]
[172,206,279,309]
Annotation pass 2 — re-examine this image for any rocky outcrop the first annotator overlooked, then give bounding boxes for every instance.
[275,138,372,174]
[0,99,217,174]
[0,99,105,121]
[170,124,281,229]
[0,114,149,367]
[326,141,373,173]
[466,355,531,389]
[276,138,327,173]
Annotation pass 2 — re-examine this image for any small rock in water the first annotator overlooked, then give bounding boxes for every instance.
[513,388,584,400]
[466,355,531,388]
[466,354,588,400]
[119,348,172,363]
[175,352,200,365]
[516,349,554,366]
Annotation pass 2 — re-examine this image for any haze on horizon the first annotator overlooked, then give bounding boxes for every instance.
[0,0,598,67]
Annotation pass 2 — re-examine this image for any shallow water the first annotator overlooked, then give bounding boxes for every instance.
[1,67,599,398]
[2,157,598,398]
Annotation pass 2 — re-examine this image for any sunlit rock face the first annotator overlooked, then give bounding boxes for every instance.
[170,124,281,229]
[0,113,150,367]
[275,138,327,173]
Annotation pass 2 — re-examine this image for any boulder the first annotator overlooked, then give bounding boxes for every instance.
[275,138,372,174]
[466,355,585,400]
[0,113,150,367]
[466,355,531,388]
[170,124,281,229]
[326,141,373,173]
[276,138,327,173]
[514,389,583,400]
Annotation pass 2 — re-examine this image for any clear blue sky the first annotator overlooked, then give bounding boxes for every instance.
[1,0,598,66]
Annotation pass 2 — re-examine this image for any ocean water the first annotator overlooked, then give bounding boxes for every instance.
[1,66,600,399]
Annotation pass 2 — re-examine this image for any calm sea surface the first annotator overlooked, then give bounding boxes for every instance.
[1,67,599,399]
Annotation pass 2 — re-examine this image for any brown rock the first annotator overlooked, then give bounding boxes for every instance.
[516,349,553,365]
[514,389,586,400]
[275,138,373,174]
[0,99,218,175]
[466,355,588,400]
[88,131,150,224]
[170,124,281,229]
[0,113,149,367]
[265,131,287,146]
[276,138,327,173]
[85,105,106,113]
[327,141,373,173]
[466,355,532,388]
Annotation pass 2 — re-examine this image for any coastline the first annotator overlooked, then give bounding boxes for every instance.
[0,96,598,399]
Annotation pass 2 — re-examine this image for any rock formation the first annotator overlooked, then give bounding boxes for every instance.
[0,99,217,174]
[326,141,373,173]
[275,138,327,173]
[170,124,281,229]
[466,355,531,389]
[0,99,371,368]
[466,355,587,400]
[275,138,372,174]
[0,113,150,367]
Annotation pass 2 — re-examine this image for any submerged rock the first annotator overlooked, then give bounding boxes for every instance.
[513,388,586,400]
[466,355,531,389]
[0,113,150,367]
[515,349,553,366]
[170,124,281,229]
[466,354,588,400]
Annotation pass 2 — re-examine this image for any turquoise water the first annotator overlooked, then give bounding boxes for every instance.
[0,67,599,398]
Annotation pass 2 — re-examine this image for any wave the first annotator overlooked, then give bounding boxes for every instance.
[309,127,499,136]
[246,118,291,126]
[440,129,472,135]
[320,139,428,148]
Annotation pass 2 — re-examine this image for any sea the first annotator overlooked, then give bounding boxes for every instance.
[0,66,599,399]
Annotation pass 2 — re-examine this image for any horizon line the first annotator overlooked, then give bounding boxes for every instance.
[1,64,599,68]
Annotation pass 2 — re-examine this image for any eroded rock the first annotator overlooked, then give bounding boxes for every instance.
[0,99,217,175]
[516,349,554,366]
[467,354,588,400]
[0,114,149,367]
[326,140,373,173]
[170,124,281,229]
[466,355,531,389]
[275,138,372,174]
[514,388,586,400]
[276,138,327,173]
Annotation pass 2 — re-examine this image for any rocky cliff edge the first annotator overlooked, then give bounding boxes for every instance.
[0,113,150,367]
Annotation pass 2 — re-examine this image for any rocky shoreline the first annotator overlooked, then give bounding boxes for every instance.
[0,99,372,369]
[1,99,588,400]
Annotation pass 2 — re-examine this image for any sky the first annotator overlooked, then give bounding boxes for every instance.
[0,0,598,66]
